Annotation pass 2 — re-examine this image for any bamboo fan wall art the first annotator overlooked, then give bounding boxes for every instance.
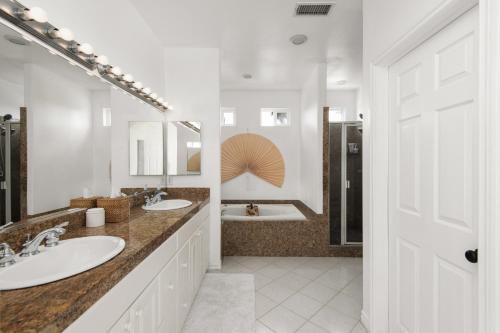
[187,151,201,172]
[221,133,285,187]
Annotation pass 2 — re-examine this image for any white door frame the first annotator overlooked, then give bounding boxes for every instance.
[364,0,500,332]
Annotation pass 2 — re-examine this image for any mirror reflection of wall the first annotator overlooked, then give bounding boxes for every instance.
[0,23,114,224]
[167,121,201,176]
[129,121,164,176]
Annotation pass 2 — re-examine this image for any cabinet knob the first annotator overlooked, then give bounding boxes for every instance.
[183,303,188,308]
[168,284,174,290]
[124,323,132,332]
[181,263,188,268]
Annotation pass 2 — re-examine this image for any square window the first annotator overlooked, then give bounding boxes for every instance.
[329,107,345,122]
[260,108,290,127]
[221,107,236,126]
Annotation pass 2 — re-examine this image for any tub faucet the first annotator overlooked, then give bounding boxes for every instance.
[20,222,68,257]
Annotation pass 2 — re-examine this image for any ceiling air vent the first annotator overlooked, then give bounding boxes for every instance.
[295,2,335,16]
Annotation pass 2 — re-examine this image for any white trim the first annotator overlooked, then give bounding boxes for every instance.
[365,1,488,333]
[360,310,370,331]
[478,0,500,331]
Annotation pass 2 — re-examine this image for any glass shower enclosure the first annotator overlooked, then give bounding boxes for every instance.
[329,121,362,245]
[0,119,21,226]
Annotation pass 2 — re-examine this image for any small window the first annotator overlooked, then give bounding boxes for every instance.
[329,107,345,123]
[260,108,290,127]
[102,107,112,127]
[221,107,236,127]
[186,141,201,148]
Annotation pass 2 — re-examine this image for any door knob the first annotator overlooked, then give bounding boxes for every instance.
[465,249,478,263]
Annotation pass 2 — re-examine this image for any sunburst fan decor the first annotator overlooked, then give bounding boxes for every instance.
[221,133,285,187]
[187,151,201,172]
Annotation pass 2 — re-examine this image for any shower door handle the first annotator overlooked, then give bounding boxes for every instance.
[346,180,350,189]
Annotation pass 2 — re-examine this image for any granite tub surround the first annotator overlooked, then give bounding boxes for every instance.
[221,200,362,257]
[0,194,209,333]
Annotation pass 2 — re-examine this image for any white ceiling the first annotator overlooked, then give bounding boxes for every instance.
[133,0,362,90]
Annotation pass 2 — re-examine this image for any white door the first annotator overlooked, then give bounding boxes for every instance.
[388,7,478,333]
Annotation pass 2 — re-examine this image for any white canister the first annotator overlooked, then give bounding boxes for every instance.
[86,208,105,227]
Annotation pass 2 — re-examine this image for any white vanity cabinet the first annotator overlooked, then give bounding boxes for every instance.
[66,205,210,333]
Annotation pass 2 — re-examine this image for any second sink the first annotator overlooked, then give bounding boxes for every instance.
[142,199,193,211]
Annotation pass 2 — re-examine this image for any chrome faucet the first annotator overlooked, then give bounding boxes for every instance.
[20,222,68,257]
[0,243,16,267]
[145,191,168,206]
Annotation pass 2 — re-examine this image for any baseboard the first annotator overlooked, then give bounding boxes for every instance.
[361,310,370,332]
[208,263,221,271]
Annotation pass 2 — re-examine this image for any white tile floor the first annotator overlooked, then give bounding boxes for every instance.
[221,256,367,333]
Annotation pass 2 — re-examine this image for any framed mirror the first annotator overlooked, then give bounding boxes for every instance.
[167,121,202,176]
[129,121,164,176]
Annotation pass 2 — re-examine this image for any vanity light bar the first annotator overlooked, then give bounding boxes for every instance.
[0,0,169,112]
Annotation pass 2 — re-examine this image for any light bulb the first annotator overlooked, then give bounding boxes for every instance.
[78,43,94,55]
[123,74,134,82]
[143,87,151,95]
[95,55,108,65]
[133,81,143,90]
[110,66,122,76]
[157,97,164,104]
[25,7,48,23]
[54,28,74,41]
[150,93,158,100]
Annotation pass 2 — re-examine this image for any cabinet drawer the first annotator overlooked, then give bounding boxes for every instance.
[177,205,209,248]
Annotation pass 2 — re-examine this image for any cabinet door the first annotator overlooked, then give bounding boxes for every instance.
[177,242,191,328]
[158,257,178,333]
[191,230,203,292]
[131,278,159,333]
[108,309,133,333]
[201,219,209,272]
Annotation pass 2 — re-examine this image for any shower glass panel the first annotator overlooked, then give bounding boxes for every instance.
[329,121,362,245]
[344,123,362,243]
[0,120,21,226]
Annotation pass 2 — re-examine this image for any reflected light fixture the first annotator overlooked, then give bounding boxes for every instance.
[132,81,143,90]
[123,73,134,82]
[77,43,94,55]
[143,87,151,95]
[18,7,48,23]
[95,55,108,66]
[110,66,122,76]
[48,27,74,41]
[150,93,158,100]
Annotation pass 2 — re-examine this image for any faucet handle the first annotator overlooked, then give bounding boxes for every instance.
[45,222,68,247]
[0,243,16,268]
[55,221,69,229]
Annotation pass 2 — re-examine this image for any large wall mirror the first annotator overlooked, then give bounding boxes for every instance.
[0,21,146,227]
[167,121,201,176]
[129,121,164,176]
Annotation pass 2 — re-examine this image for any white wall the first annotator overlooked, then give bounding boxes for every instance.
[164,48,221,269]
[220,90,301,200]
[326,89,360,121]
[91,90,111,197]
[0,60,23,119]
[300,64,327,214]
[25,64,93,214]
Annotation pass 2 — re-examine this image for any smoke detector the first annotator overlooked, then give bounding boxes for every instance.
[290,34,308,45]
[295,2,335,16]
[4,34,30,46]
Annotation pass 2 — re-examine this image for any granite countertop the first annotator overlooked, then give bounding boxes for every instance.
[0,197,209,333]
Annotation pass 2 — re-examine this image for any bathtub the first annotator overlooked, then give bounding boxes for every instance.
[221,204,306,221]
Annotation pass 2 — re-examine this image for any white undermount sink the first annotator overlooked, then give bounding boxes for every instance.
[0,236,125,290]
[142,199,193,211]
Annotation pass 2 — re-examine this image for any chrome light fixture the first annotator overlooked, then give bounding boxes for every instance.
[0,0,168,112]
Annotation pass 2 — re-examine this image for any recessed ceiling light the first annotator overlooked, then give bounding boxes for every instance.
[290,34,308,45]
[242,73,252,79]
